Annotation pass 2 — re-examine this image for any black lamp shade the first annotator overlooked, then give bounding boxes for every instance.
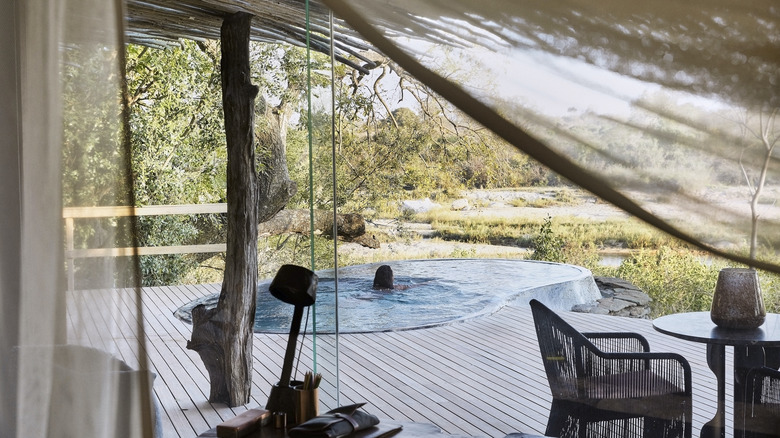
[269,264,317,307]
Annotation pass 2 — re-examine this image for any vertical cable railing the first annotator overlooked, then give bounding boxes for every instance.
[328,9,341,407]
[304,0,319,378]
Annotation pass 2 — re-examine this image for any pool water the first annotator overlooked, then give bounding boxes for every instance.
[174,259,599,333]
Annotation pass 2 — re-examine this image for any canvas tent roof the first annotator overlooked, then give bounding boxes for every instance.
[125,0,376,72]
[125,0,779,109]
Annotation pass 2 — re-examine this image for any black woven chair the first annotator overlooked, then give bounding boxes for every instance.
[529,299,692,438]
[743,366,780,438]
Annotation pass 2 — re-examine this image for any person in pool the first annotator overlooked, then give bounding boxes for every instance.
[372,265,413,290]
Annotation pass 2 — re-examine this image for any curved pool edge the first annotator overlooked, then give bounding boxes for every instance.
[333,261,601,334]
[504,260,602,311]
[174,259,602,334]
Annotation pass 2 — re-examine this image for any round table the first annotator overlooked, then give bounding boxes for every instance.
[653,312,780,438]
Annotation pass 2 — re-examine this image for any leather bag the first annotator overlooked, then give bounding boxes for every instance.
[288,403,379,438]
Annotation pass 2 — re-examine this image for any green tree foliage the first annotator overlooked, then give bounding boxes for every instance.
[535,107,719,194]
[126,41,227,285]
[301,63,546,219]
[759,270,780,314]
[118,38,774,299]
[526,215,602,269]
[62,43,137,288]
[127,41,226,206]
[123,39,337,285]
[62,46,127,209]
[120,40,572,285]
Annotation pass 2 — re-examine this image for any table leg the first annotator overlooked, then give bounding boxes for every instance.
[734,346,774,438]
[701,343,726,438]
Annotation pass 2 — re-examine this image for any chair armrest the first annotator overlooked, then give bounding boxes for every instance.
[585,350,692,397]
[582,332,650,353]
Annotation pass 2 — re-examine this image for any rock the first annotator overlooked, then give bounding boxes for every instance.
[630,306,651,318]
[599,289,616,299]
[401,198,440,213]
[573,276,653,319]
[613,289,652,306]
[594,276,638,290]
[598,297,634,313]
[451,199,470,211]
[347,233,380,249]
[571,303,597,313]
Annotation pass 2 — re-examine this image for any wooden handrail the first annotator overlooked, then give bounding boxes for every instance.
[62,203,227,218]
[67,244,227,258]
[64,203,228,291]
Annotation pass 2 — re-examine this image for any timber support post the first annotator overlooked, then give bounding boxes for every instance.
[187,11,259,407]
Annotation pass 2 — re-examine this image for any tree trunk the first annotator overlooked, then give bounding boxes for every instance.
[256,88,297,222]
[258,209,365,238]
[187,12,258,407]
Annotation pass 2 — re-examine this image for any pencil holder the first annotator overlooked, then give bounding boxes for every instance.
[293,386,319,425]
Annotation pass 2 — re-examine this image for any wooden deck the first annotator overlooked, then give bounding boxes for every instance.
[117,284,733,438]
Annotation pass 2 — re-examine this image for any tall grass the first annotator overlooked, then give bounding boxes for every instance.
[417,208,683,250]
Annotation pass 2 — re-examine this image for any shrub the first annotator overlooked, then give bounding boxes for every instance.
[758,270,780,314]
[449,247,477,258]
[560,242,602,271]
[616,247,724,317]
[530,216,565,263]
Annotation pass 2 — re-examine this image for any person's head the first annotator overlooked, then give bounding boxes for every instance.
[373,265,394,289]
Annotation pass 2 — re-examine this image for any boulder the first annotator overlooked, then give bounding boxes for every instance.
[401,198,440,213]
[451,198,470,211]
[572,276,653,319]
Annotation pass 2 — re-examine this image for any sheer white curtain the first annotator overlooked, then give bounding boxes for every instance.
[324,0,780,273]
[2,0,154,436]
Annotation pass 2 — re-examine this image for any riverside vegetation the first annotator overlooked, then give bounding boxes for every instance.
[420,197,780,317]
[63,41,780,318]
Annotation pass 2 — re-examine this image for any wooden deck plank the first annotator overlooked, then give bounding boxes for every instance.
[401,326,548,433]
[66,289,114,351]
[348,330,530,437]
[393,315,556,432]
[126,284,735,438]
[67,287,196,437]
[339,334,479,431]
[106,286,199,438]
[141,286,215,436]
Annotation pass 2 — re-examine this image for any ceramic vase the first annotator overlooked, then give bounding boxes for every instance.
[710,267,766,329]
